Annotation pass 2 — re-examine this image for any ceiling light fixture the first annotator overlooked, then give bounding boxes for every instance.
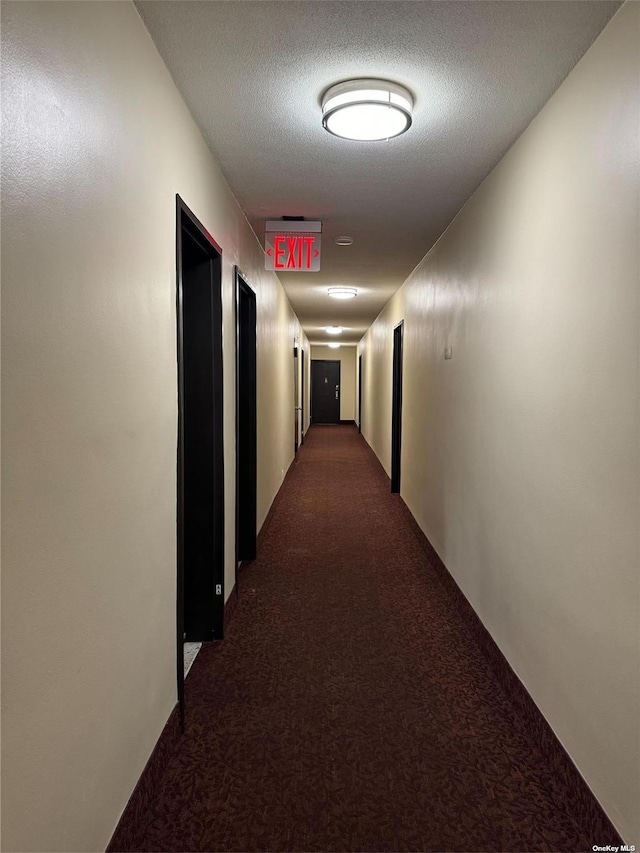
[321,78,413,142]
[325,326,344,335]
[327,342,341,349]
[335,236,354,246]
[327,287,357,300]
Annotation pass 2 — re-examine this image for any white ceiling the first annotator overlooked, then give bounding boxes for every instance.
[136,0,620,345]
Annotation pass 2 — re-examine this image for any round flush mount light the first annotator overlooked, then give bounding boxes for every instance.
[335,236,354,246]
[321,78,413,141]
[328,287,357,300]
[327,342,341,349]
[325,326,344,335]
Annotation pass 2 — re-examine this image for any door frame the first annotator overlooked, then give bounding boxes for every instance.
[358,353,363,434]
[391,321,404,493]
[235,266,257,574]
[175,195,225,728]
[300,347,305,444]
[294,341,299,455]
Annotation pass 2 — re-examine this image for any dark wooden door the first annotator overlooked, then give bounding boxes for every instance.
[311,360,341,423]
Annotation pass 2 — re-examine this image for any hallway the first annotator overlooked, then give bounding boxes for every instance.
[3,3,638,848]
[111,426,609,852]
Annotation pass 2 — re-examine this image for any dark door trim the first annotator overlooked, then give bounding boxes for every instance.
[301,348,305,444]
[235,266,257,570]
[358,354,363,434]
[391,321,404,493]
[176,195,225,729]
[294,342,299,455]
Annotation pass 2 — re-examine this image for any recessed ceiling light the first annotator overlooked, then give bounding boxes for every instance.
[327,287,357,300]
[325,326,344,335]
[335,236,354,246]
[327,342,341,349]
[321,78,413,142]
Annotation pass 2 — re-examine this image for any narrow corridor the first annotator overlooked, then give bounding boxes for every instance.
[110,426,610,852]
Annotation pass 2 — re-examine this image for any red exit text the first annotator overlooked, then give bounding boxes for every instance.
[265,232,321,272]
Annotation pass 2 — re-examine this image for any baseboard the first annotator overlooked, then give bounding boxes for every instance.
[393,494,623,845]
[108,455,291,844]
[221,457,298,636]
[224,457,299,634]
[256,456,296,550]
[340,419,356,425]
[106,703,181,852]
[223,585,239,633]
[354,431,622,843]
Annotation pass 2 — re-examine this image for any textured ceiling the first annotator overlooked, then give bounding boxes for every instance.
[136,0,620,344]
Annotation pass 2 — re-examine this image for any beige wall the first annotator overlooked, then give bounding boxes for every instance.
[311,345,357,421]
[1,2,307,851]
[256,287,309,530]
[359,2,639,842]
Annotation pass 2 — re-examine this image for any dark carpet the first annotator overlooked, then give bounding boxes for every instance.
[111,425,614,852]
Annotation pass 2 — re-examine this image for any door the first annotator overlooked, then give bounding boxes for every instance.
[391,321,404,493]
[311,360,341,424]
[235,268,257,566]
[176,197,225,725]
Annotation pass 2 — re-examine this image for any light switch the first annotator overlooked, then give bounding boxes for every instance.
[444,346,453,360]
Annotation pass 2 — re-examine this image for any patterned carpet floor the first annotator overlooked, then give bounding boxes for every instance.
[111,425,610,852]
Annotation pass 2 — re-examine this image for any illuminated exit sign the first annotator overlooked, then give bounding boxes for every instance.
[265,220,322,272]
